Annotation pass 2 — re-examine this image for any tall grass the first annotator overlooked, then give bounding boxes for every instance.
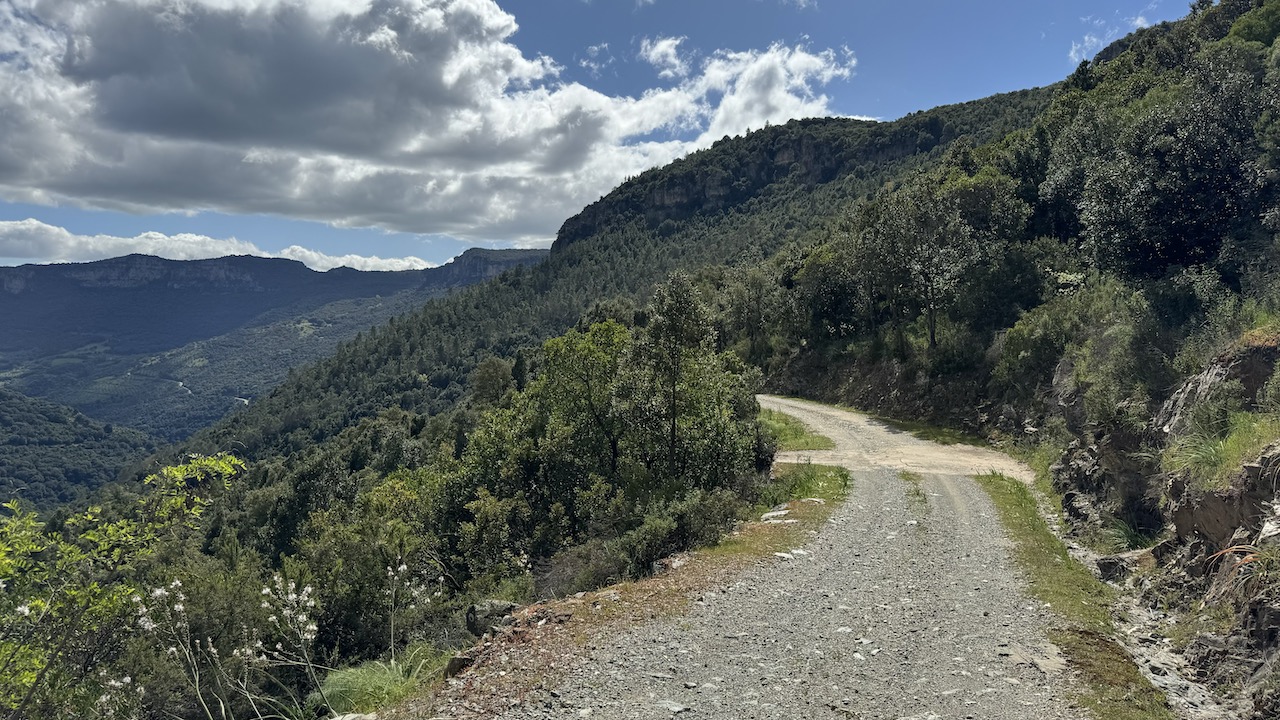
[758,408,835,451]
[316,643,450,714]
[1163,411,1280,490]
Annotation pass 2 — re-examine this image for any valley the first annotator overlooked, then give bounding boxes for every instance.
[4,1,1280,719]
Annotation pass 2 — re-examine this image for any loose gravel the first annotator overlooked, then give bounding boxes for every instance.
[481,396,1086,720]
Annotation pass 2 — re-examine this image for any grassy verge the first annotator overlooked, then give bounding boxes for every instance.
[1162,411,1280,491]
[759,408,836,451]
[872,413,987,447]
[975,472,1173,720]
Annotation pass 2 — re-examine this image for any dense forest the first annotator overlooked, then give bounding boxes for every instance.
[6,0,1280,717]
[0,249,545,441]
[0,388,154,510]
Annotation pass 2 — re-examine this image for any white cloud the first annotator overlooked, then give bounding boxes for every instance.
[1070,3,1157,64]
[0,218,437,271]
[640,36,690,80]
[0,0,857,251]
[579,42,614,78]
[276,245,436,271]
[1069,33,1108,63]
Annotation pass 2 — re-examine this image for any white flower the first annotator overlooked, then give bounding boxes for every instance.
[15,605,30,617]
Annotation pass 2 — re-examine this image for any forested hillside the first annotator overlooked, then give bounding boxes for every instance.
[185,87,1052,464]
[0,248,544,439]
[0,388,154,510]
[11,0,1280,716]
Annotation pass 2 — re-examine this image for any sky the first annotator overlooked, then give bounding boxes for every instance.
[0,0,1188,271]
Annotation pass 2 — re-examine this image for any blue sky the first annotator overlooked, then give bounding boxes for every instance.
[0,0,1185,270]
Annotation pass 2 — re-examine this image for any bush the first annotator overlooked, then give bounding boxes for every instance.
[668,489,744,549]
[315,642,449,714]
[620,512,679,577]
[537,538,629,598]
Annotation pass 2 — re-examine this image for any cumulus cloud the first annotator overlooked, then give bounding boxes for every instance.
[639,36,690,79]
[0,0,856,248]
[0,218,436,271]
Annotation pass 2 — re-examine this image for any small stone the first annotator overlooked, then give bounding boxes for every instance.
[658,700,691,714]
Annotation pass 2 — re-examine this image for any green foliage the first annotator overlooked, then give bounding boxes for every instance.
[318,643,448,715]
[1230,0,1280,45]
[0,454,242,720]
[0,388,154,511]
[757,408,835,451]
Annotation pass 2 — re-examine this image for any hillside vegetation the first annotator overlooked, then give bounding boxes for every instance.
[0,249,545,440]
[0,388,154,510]
[10,0,1280,716]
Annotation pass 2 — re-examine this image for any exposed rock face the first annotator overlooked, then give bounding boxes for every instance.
[1154,342,1280,440]
[1051,430,1163,536]
[1167,445,1280,548]
[1126,343,1280,719]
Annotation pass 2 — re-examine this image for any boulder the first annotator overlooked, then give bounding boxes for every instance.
[466,599,518,637]
[443,652,475,678]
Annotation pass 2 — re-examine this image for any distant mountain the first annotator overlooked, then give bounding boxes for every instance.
[0,387,153,511]
[0,248,546,440]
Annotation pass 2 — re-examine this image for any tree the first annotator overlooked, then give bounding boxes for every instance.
[860,180,977,350]
[0,454,243,720]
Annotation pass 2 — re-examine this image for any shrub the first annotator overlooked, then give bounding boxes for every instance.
[315,642,449,714]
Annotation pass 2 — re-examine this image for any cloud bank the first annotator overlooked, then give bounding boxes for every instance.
[0,0,856,248]
[0,219,437,271]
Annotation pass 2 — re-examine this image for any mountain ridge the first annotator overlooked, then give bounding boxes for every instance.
[0,247,548,440]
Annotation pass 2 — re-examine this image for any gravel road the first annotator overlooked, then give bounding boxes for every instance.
[491,396,1084,720]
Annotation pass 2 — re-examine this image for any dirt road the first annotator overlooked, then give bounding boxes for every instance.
[485,396,1083,720]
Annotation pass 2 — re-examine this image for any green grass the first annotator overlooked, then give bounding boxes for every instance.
[975,472,1174,720]
[759,462,849,507]
[1162,411,1280,491]
[759,408,835,451]
[317,642,451,714]
[898,470,928,508]
[872,414,987,447]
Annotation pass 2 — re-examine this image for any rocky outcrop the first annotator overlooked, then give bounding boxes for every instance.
[1051,430,1163,537]
[1154,342,1280,440]
[1167,445,1280,548]
[466,599,519,637]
